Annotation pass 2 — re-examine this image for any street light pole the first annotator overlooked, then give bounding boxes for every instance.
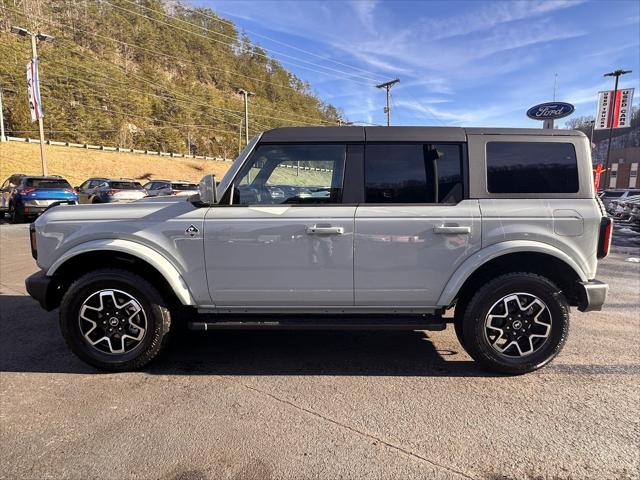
[602,69,632,189]
[237,88,255,146]
[11,26,54,176]
[376,79,400,127]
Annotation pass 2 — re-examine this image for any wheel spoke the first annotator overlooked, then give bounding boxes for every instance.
[484,292,552,358]
[78,289,147,355]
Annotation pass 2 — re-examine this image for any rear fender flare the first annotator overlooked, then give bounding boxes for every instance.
[47,239,195,305]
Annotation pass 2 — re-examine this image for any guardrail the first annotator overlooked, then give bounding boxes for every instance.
[2,135,232,162]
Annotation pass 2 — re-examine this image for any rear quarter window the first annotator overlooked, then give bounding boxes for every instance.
[486,142,579,194]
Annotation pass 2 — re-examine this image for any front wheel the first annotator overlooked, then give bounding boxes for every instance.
[59,269,171,371]
[460,273,569,375]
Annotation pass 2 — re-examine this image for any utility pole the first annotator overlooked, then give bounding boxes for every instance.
[187,132,191,156]
[602,69,632,189]
[11,26,54,175]
[0,88,6,142]
[237,117,243,155]
[376,79,400,127]
[237,88,255,146]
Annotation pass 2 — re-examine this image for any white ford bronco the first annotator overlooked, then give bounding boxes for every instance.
[26,127,611,374]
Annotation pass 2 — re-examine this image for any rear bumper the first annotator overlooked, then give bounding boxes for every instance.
[25,270,59,311]
[576,280,608,312]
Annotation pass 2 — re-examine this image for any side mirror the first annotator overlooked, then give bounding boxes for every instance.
[198,174,218,205]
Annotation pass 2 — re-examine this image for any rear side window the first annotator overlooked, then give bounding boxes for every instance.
[364,143,463,203]
[486,142,578,194]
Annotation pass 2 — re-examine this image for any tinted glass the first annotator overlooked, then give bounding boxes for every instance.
[108,181,143,190]
[172,183,198,190]
[365,144,430,203]
[432,144,463,203]
[603,191,624,198]
[24,178,71,189]
[487,142,578,193]
[233,144,346,205]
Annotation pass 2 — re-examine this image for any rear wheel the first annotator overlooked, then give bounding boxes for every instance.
[59,268,171,371]
[460,273,569,374]
[9,203,24,224]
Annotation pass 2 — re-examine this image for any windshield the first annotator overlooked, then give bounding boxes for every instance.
[25,178,71,189]
[108,181,143,190]
[172,183,198,190]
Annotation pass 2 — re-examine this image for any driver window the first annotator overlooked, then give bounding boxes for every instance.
[232,144,346,205]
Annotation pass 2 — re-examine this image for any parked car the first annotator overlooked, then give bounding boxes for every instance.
[0,174,77,223]
[600,189,640,211]
[26,126,610,374]
[615,195,640,220]
[142,180,199,197]
[76,178,147,203]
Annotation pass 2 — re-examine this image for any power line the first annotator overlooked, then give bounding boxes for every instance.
[7,6,344,126]
[100,0,379,86]
[175,1,385,79]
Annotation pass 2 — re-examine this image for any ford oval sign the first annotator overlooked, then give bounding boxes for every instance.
[527,102,575,120]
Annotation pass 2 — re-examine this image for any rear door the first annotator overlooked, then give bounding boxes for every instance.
[354,142,481,307]
[204,143,357,308]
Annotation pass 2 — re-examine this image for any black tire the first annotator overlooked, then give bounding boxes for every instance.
[453,297,469,352]
[0,210,5,219]
[59,268,171,371]
[91,196,101,204]
[460,273,569,375]
[9,203,24,224]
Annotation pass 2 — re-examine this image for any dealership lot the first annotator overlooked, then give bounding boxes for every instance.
[1,223,638,480]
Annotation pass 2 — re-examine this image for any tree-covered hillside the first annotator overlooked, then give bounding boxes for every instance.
[0,0,344,157]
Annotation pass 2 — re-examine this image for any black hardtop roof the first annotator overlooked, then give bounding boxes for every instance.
[260,126,586,143]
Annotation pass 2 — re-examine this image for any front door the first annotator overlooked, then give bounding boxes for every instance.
[354,143,481,307]
[204,143,355,308]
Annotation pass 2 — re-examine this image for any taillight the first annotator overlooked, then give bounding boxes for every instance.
[64,188,75,194]
[20,187,36,195]
[106,189,118,196]
[597,217,613,259]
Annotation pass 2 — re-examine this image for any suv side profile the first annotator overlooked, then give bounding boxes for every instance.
[25,127,611,374]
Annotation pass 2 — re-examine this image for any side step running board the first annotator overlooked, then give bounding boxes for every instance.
[188,315,446,331]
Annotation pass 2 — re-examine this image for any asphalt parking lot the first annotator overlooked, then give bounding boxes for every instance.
[1,223,639,480]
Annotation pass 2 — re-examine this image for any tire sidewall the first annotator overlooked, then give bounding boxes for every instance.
[60,271,169,370]
[463,275,569,373]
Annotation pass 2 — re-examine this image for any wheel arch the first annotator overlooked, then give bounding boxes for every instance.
[47,240,195,308]
[439,241,587,308]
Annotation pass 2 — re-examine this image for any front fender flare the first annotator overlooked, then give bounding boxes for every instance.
[437,240,588,307]
[47,239,196,305]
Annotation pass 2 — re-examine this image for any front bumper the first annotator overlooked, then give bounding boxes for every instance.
[576,280,608,312]
[25,270,60,311]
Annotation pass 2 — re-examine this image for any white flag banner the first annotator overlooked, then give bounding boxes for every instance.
[25,59,44,122]
[595,88,634,130]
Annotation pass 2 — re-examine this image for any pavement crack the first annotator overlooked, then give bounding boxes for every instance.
[221,376,476,480]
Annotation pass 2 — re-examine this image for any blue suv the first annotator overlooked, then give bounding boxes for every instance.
[0,174,78,223]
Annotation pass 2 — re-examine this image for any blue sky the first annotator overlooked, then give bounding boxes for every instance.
[197,0,640,127]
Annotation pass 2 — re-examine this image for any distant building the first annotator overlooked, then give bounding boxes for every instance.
[605,147,639,189]
[592,128,639,189]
